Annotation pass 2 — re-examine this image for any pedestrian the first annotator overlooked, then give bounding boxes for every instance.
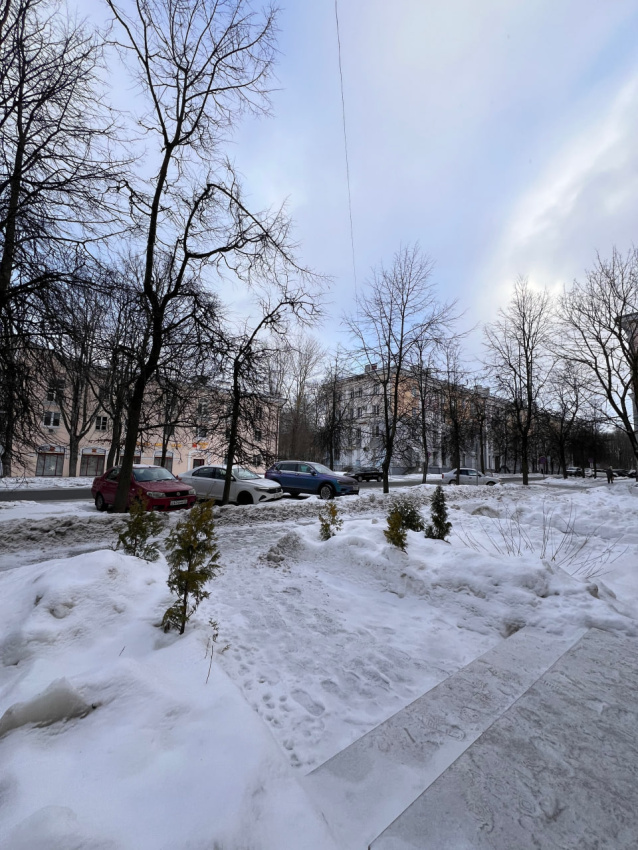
[606,467,614,484]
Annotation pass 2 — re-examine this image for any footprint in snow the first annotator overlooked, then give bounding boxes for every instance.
[291,689,325,717]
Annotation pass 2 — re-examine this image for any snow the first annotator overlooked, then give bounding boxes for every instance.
[0,476,94,490]
[0,481,637,848]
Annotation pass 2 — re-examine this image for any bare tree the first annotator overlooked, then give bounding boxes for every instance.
[541,359,583,478]
[39,281,105,476]
[277,333,325,460]
[344,243,442,493]
[107,0,310,511]
[0,0,116,474]
[560,248,638,466]
[315,353,349,469]
[439,342,477,482]
[484,277,554,485]
[219,283,320,504]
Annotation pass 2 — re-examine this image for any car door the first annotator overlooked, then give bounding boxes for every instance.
[467,469,480,485]
[458,469,471,485]
[190,467,215,498]
[297,463,318,494]
[101,467,120,504]
[276,462,300,492]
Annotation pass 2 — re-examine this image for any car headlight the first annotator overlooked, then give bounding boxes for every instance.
[187,488,196,495]
[253,485,275,491]
[146,491,166,498]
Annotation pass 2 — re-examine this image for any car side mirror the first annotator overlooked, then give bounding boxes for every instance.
[311,470,317,475]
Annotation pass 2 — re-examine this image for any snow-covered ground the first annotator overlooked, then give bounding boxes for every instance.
[0,482,637,849]
[0,476,94,490]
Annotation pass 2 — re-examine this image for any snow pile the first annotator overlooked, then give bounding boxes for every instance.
[0,551,337,850]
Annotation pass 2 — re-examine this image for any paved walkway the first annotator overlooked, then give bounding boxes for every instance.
[307,628,638,850]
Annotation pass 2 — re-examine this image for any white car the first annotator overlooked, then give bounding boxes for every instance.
[178,466,283,505]
[441,468,500,486]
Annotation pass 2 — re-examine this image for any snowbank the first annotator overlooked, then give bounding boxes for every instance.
[0,551,337,849]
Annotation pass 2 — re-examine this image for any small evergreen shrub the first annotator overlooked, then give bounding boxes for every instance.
[116,496,165,561]
[384,508,407,551]
[424,485,452,541]
[319,501,343,540]
[162,501,220,635]
[390,494,424,532]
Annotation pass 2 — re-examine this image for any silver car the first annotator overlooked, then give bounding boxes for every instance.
[178,466,283,505]
[441,468,500,486]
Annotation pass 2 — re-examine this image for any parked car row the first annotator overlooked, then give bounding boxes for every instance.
[91,460,360,511]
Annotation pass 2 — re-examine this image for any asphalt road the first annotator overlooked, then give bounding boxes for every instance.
[0,487,93,502]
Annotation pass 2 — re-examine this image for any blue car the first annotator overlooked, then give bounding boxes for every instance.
[265,461,359,500]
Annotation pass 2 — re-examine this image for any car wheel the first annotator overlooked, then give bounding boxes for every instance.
[95,493,106,512]
[319,483,334,500]
[486,481,496,486]
[448,480,457,485]
[355,475,362,482]
[237,491,253,506]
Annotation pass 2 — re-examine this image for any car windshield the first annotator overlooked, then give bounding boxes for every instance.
[311,463,334,475]
[133,467,176,482]
[233,467,260,480]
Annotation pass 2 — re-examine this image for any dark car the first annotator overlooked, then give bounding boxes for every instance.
[92,464,197,512]
[265,461,359,500]
[612,469,630,478]
[351,466,383,482]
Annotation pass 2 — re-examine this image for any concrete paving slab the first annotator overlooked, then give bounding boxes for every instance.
[372,628,638,850]
[307,627,586,849]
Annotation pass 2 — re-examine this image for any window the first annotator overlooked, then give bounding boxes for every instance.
[43,411,60,428]
[373,405,380,415]
[36,451,64,476]
[46,379,64,403]
[197,400,209,417]
[298,463,314,474]
[349,390,354,399]
[357,407,363,418]
[254,429,262,441]
[375,424,380,436]
[278,461,298,471]
[255,406,263,421]
[372,384,379,396]
[192,458,205,467]
[153,456,173,473]
[412,407,417,417]
[95,415,108,432]
[357,388,362,398]
[252,454,261,466]
[196,425,208,439]
[80,454,104,477]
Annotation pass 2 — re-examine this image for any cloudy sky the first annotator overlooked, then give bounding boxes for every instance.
[223,0,638,353]
[91,1,638,356]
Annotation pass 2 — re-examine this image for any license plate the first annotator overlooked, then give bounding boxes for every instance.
[170,499,188,506]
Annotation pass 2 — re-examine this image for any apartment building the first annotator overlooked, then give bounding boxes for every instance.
[334,365,501,473]
[16,375,279,479]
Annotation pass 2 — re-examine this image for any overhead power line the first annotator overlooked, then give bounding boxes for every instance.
[334,0,358,302]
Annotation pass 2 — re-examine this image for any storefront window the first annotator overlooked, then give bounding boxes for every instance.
[80,454,105,477]
[36,452,64,476]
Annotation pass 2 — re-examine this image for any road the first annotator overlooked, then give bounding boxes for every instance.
[0,477,544,502]
[0,486,93,502]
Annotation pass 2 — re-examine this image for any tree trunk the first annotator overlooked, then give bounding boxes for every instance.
[107,414,122,469]
[222,383,241,505]
[68,435,80,477]
[560,442,567,479]
[479,421,485,473]
[113,376,146,511]
[521,432,529,485]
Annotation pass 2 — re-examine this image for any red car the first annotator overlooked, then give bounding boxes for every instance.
[92,464,197,512]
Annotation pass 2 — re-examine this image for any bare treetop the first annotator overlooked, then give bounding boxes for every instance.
[106,0,278,155]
